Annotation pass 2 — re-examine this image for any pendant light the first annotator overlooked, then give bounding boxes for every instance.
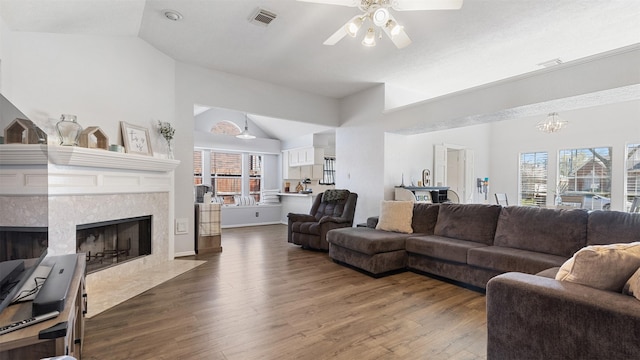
[236,114,256,140]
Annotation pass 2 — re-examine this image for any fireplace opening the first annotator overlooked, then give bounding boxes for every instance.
[76,216,152,273]
[1,227,48,261]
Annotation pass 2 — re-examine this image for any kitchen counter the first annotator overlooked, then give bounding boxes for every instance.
[277,192,316,197]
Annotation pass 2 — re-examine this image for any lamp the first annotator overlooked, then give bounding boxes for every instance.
[362,28,376,47]
[537,112,568,133]
[236,115,256,140]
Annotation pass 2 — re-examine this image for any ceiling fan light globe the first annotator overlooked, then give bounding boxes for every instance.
[362,27,376,46]
[345,16,363,37]
[372,8,390,26]
[386,20,403,37]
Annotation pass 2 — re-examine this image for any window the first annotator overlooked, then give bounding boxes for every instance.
[212,152,242,204]
[558,147,612,210]
[210,120,241,136]
[627,143,640,211]
[519,152,547,207]
[249,154,262,202]
[321,157,336,185]
[193,151,203,185]
[193,150,264,204]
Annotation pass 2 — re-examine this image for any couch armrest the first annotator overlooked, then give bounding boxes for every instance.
[486,272,640,360]
[319,216,351,225]
[366,216,379,228]
[287,213,316,223]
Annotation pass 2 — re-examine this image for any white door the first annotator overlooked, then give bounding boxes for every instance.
[434,144,447,187]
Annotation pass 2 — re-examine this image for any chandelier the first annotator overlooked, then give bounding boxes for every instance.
[536,112,568,133]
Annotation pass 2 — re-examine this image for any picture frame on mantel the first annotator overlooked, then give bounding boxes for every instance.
[120,121,152,156]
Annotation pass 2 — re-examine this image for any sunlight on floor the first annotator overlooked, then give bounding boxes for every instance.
[85,259,206,318]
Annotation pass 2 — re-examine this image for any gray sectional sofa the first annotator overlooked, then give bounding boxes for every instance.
[328,203,601,287]
[327,203,640,359]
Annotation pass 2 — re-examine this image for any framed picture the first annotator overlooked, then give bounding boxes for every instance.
[120,121,152,156]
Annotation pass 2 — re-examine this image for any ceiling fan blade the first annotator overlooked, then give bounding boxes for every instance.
[323,15,361,45]
[391,0,463,11]
[297,0,359,7]
[382,13,412,49]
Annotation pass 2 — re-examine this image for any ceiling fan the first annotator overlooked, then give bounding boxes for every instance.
[298,0,463,49]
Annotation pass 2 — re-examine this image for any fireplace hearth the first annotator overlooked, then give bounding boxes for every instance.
[77,216,151,273]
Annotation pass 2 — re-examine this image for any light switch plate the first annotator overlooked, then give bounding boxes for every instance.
[175,218,188,234]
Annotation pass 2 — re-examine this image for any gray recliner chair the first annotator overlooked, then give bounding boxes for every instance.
[287,190,358,251]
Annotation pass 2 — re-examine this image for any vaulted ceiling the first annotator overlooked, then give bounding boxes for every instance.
[2,0,639,140]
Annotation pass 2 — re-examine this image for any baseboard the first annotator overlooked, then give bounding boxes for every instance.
[221,221,282,229]
[174,250,196,258]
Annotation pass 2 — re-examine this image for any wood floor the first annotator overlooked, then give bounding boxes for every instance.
[83,225,487,360]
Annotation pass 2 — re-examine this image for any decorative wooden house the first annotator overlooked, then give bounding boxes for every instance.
[3,118,46,144]
[79,126,109,150]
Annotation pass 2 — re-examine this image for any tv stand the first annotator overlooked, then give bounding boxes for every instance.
[0,253,86,359]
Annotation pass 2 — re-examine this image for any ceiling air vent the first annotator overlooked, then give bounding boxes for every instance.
[250,8,277,27]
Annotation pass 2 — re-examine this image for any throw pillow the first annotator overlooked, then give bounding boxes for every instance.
[623,267,640,301]
[375,200,414,234]
[555,242,640,292]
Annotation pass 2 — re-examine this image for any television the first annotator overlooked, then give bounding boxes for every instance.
[0,230,48,315]
[0,93,50,316]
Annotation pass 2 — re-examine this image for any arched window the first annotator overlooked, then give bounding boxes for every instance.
[211,120,241,136]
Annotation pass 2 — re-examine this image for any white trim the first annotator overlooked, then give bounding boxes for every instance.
[221,221,282,229]
[174,250,197,258]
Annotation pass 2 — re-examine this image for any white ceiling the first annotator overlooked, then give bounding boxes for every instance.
[1,0,639,140]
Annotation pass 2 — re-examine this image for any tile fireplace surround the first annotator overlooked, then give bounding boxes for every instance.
[0,144,191,315]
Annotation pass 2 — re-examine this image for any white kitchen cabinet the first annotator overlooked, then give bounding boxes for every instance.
[300,164,323,179]
[282,150,301,179]
[288,147,324,167]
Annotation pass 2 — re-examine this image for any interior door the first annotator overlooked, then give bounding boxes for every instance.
[434,144,447,187]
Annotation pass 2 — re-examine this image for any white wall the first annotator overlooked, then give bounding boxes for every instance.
[1,31,175,153]
[333,47,639,224]
[174,62,339,256]
[489,100,640,211]
[399,124,492,202]
[336,85,387,224]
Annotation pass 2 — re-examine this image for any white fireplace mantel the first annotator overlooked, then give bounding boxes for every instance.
[0,144,180,196]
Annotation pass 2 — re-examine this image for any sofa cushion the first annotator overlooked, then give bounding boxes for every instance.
[623,267,640,300]
[327,227,410,255]
[411,203,440,235]
[468,246,567,274]
[376,200,414,234]
[292,221,320,235]
[555,242,640,292]
[587,211,640,245]
[406,235,488,264]
[493,206,588,257]
[536,267,560,279]
[434,204,502,245]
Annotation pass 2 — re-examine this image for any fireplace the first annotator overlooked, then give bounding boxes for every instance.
[1,145,179,296]
[77,216,152,274]
[0,227,48,261]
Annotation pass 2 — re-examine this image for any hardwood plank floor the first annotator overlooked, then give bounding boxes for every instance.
[83,225,487,360]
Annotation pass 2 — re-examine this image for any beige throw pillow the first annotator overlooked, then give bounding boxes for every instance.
[623,267,640,301]
[555,242,640,292]
[375,201,414,234]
